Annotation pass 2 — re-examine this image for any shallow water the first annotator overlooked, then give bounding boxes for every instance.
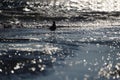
[0,26,120,80]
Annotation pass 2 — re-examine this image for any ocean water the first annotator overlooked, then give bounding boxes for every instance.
[0,25,120,80]
[0,0,120,80]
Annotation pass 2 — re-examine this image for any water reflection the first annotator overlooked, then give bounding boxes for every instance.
[0,31,79,80]
[0,27,120,80]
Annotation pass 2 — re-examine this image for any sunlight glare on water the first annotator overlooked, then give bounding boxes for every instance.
[0,25,120,80]
[0,0,120,79]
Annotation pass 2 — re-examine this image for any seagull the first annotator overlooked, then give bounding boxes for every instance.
[49,21,56,31]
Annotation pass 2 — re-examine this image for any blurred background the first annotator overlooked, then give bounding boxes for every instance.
[0,0,120,80]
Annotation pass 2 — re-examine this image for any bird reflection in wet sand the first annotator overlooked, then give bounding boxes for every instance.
[49,21,57,38]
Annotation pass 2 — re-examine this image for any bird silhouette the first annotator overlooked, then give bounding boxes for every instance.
[49,21,56,31]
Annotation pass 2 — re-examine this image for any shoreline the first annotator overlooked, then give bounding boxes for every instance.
[0,19,120,29]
